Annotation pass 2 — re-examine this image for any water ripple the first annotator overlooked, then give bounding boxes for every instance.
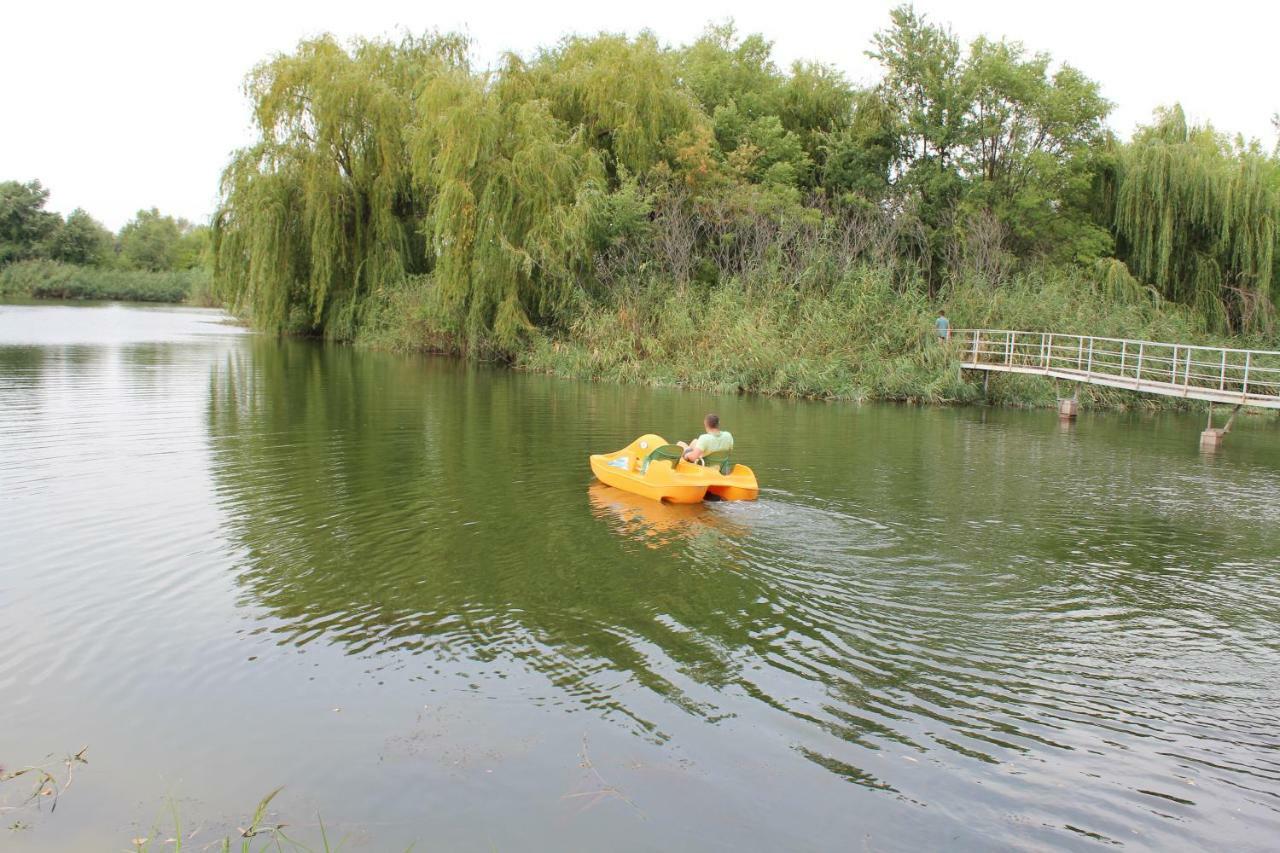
[3,304,1280,850]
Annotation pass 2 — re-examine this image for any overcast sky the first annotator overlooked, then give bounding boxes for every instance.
[4,0,1277,231]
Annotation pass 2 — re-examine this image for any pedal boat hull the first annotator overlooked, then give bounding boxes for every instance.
[589,434,758,503]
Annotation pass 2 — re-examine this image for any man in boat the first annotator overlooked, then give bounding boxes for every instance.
[678,413,734,462]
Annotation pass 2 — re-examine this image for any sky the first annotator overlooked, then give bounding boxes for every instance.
[4,0,1277,231]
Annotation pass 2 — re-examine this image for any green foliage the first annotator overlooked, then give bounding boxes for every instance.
[679,23,781,120]
[411,66,605,350]
[820,91,898,201]
[212,10,1279,386]
[868,5,1113,276]
[1,179,207,279]
[118,208,184,271]
[47,208,114,265]
[214,33,469,336]
[524,32,705,178]
[1107,105,1279,332]
[679,23,850,190]
[519,253,1210,408]
[0,259,206,303]
[959,37,1112,260]
[0,180,61,264]
[174,224,211,270]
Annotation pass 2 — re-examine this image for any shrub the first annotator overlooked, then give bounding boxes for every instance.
[0,259,208,304]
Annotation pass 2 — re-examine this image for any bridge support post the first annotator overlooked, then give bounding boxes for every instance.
[1200,403,1242,449]
[1057,386,1079,420]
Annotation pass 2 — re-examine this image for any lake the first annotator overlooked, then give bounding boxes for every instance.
[2,301,1279,850]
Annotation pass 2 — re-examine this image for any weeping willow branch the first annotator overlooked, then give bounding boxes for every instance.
[1109,105,1278,333]
[213,33,468,337]
[410,69,607,352]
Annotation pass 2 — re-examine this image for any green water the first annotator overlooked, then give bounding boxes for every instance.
[2,302,1279,850]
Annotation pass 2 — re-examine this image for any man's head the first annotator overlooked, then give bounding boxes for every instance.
[938,309,946,317]
[704,413,720,431]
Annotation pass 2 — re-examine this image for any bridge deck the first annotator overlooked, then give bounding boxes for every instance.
[953,329,1280,410]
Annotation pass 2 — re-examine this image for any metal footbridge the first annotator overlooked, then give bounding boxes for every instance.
[953,329,1280,410]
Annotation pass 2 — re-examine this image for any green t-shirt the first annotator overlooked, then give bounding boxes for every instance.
[694,431,734,453]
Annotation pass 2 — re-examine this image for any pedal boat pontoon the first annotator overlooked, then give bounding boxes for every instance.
[589,434,759,504]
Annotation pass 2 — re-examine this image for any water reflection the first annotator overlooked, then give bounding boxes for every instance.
[206,340,773,739]
[13,302,1280,849]
[196,335,1280,848]
[587,482,749,548]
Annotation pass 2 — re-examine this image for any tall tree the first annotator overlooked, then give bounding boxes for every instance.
[1108,105,1278,331]
[47,208,114,265]
[0,180,61,264]
[869,6,1111,281]
[214,33,468,335]
[118,208,183,271]
[411,64,606,350]
[958,36,1111,260]
[523,31,704,180]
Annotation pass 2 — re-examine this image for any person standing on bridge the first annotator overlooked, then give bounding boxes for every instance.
[935,310,950,341]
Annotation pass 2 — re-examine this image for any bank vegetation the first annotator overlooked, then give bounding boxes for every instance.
[0,182,212,304]
[210,7,1280,405]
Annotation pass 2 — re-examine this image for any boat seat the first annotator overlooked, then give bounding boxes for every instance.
[642,444,685,473]
[700,450,735,475]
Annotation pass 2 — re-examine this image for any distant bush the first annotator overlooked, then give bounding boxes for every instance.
[0,259,208,304]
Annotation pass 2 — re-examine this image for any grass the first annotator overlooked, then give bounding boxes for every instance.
[0,259,212,305]
[132,788,323,853]
[357,257,1245,411]
[128,787,423,853]
[0,749,390,852]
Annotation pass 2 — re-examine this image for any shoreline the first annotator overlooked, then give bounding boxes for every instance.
[3,292,1259,415]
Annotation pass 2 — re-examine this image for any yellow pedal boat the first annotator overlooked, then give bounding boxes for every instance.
[589,434,759,504]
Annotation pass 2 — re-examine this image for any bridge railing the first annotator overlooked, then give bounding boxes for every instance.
[951,329,1280,405]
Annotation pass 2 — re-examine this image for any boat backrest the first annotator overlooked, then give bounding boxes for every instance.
[701,450,735,475]
[642,444,684,473]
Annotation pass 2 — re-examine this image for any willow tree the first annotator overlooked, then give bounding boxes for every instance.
[411,65,606,352]
[518,32,705,179]
[213,34,468,337]
[1110,105,1278,331]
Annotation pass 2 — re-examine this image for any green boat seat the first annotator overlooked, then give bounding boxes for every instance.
[701,450,735,475]
[642,444,685,473]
